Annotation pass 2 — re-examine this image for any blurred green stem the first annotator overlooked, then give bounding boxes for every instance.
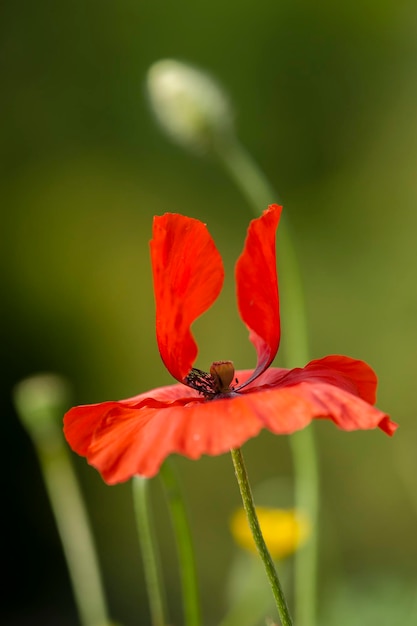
[40,452,110,626]
[160,460,201,626]
[230,448,293,626]
[13,375,110,626]
[216,137,318,626]
[132,477,168,626]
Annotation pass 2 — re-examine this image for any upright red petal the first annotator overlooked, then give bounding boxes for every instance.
[151,213,224,382]
[235,205,282,387]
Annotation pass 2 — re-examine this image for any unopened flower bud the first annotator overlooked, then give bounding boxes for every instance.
[147,59,234,153]
[14,373,71,450]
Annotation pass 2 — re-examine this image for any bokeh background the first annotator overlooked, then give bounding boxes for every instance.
[2,0,417,624]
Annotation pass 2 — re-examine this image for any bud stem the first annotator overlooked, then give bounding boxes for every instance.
[217,136,319,626]
[13,375,110,626]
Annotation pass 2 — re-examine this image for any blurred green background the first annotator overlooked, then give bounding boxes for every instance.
[2,0,417,624]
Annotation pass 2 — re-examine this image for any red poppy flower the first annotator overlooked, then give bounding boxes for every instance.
[64,205,397,484]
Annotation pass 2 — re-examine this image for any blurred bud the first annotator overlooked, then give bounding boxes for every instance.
[230,507,311,560]
[13,373,71,451]
[147,59,234,153]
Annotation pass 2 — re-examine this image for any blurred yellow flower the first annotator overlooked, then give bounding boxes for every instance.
[230,507,310,560]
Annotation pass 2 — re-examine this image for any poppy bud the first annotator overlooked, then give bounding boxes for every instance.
[14,373,70,450]
[147,59,234,153]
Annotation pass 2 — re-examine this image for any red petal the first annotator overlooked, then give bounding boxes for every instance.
[150,214,224,381]
[64,386,265,483]
[252,355,378,402]
[63,382,199,456]
[235,205,282,387]
[302,355,379,404]
[88,396,267,483]
[243,355,398,435]
[243,381,395,435]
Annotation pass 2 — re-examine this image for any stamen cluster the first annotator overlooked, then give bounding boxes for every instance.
[185,361,236,399]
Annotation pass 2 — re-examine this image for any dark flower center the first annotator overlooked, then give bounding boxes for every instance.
[185,360,236,399]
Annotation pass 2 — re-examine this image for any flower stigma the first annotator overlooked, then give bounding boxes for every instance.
[185,360,236,399]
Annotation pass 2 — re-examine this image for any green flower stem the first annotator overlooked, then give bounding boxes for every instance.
[215,139,281,209]
[160,460,201,626]
[230,448,293,626]
[132,476,168,626]
[289,430,319,626]
[216,137,319,626]
[13,375,110,626]
[39,451,111,626]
